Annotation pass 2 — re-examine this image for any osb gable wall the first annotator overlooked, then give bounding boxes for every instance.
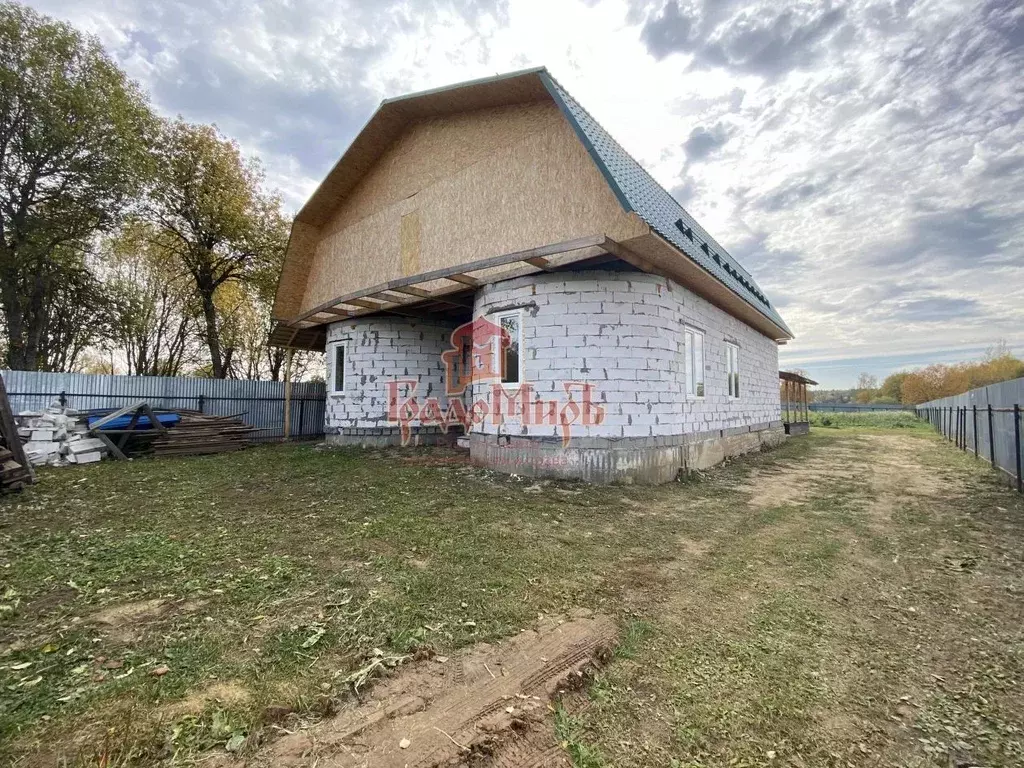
[297,100,647,315]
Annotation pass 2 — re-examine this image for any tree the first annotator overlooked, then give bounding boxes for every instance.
[0,2,154,369]
[854,372,878,403]
[38,247,111,371]
[878,371,909,403]
[145,119,285,378]
[100,220,200,376]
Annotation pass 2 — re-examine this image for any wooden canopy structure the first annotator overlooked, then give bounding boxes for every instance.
[780,371,818,436]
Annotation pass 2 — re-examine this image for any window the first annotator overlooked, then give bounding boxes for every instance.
[727,342,740,399]
[684,327,705,398]
[460,337,473,383]
[494,310,522,386]
[330,343,346,394]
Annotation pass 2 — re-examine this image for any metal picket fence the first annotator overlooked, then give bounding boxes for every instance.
[917,376,1024,494]
[0,370,326,442]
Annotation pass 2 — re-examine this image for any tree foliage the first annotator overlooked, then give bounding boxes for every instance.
[145,119,288,378]
[100,220,200,376]
[879,349,1024,405]
[0,1,154,369]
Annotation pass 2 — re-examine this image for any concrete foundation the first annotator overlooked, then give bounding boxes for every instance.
[326,426,460,449]
[469,422,785,484]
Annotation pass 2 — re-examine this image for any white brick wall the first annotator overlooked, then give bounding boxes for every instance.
[470,271,781,439]
[322,271,782,441]
[324,317,460,432]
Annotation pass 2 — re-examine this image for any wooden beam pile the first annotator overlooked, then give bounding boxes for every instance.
[0,373,34,493]
[1,447,32,494]
[147,413,257,457]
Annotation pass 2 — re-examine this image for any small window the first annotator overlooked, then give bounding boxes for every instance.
[495,310,522,386]
[727,342,740,399]
[331,343,346,393]
[684,327,705,398]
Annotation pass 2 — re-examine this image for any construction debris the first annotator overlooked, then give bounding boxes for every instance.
[14,404,108,467]
[0,374,34,493]
[2,397,259,471]
[147,413,258,457]
[1,447,32,494]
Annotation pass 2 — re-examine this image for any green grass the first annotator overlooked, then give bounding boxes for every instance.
[1,427,1022,767]
[809,409,923,429]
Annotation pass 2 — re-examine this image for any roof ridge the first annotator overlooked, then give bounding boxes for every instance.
[380,66,549,107]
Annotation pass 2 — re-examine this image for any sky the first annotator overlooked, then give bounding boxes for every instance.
[27,0,1024,388]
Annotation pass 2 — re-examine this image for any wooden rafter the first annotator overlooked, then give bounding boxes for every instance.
[288,234,606,325]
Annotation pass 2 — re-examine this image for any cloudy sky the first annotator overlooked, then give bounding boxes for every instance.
[28,0,1024,387]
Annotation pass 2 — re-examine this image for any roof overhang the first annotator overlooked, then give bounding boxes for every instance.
[779,371,818,386]
[269,233,793,351]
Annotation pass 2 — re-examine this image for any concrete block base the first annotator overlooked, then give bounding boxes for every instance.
[469,423,785,484]
[325,426,460,449]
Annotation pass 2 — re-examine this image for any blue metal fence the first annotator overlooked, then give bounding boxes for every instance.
[917,377,1024,494]
[0,370,326,442]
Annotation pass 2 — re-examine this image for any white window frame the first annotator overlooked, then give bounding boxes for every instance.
[684,326,705,399]
[726,342,740,399]
[328,341,348,396]
[493,309,524,389]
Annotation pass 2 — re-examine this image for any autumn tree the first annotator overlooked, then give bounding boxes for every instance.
[854,372,878,404]
[100,220,200,376]
[877,371,909,404]
[145,119,284,378]
[0,2,154,369]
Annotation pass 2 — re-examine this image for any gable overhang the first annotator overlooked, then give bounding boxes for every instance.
[271,66,793,346]
[269,232,791,351]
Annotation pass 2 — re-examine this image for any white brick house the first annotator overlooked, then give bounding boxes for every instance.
[271,68,794,483]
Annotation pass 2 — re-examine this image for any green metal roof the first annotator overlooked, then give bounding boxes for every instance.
[538,71,792,336]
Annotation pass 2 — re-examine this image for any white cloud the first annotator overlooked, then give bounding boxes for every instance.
[23,0,1024,387]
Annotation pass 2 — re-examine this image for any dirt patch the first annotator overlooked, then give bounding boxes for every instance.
[163,681,252,718]
[88,598,176,643]
[250,614,617,767]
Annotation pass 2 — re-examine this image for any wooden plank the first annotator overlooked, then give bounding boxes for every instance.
[342,298,386,311]
[444,274,481,287]
[143,403,168,435]
[290,234,606,324]
[0,373,34,483]
[116,406,143,452]
[88,402,146,431]
[388,286,473,308]
[283,349,294,440]
[388,285,434,299]
[525,256,552,270]
[600,238,674,282]
[95,430,128,461]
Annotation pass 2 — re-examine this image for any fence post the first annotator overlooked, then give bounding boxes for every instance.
[1015,404,1022,494]
[961,407,966,451]
[972,405,978,458]
[988,404,995,466]
[298,398,306,437]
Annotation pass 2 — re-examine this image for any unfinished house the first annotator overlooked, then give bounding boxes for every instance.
[270,67,794,484]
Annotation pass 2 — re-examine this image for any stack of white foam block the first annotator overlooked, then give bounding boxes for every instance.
[16,403,109,467]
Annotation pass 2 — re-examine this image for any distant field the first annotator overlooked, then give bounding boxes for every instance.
[809,409,922,429]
